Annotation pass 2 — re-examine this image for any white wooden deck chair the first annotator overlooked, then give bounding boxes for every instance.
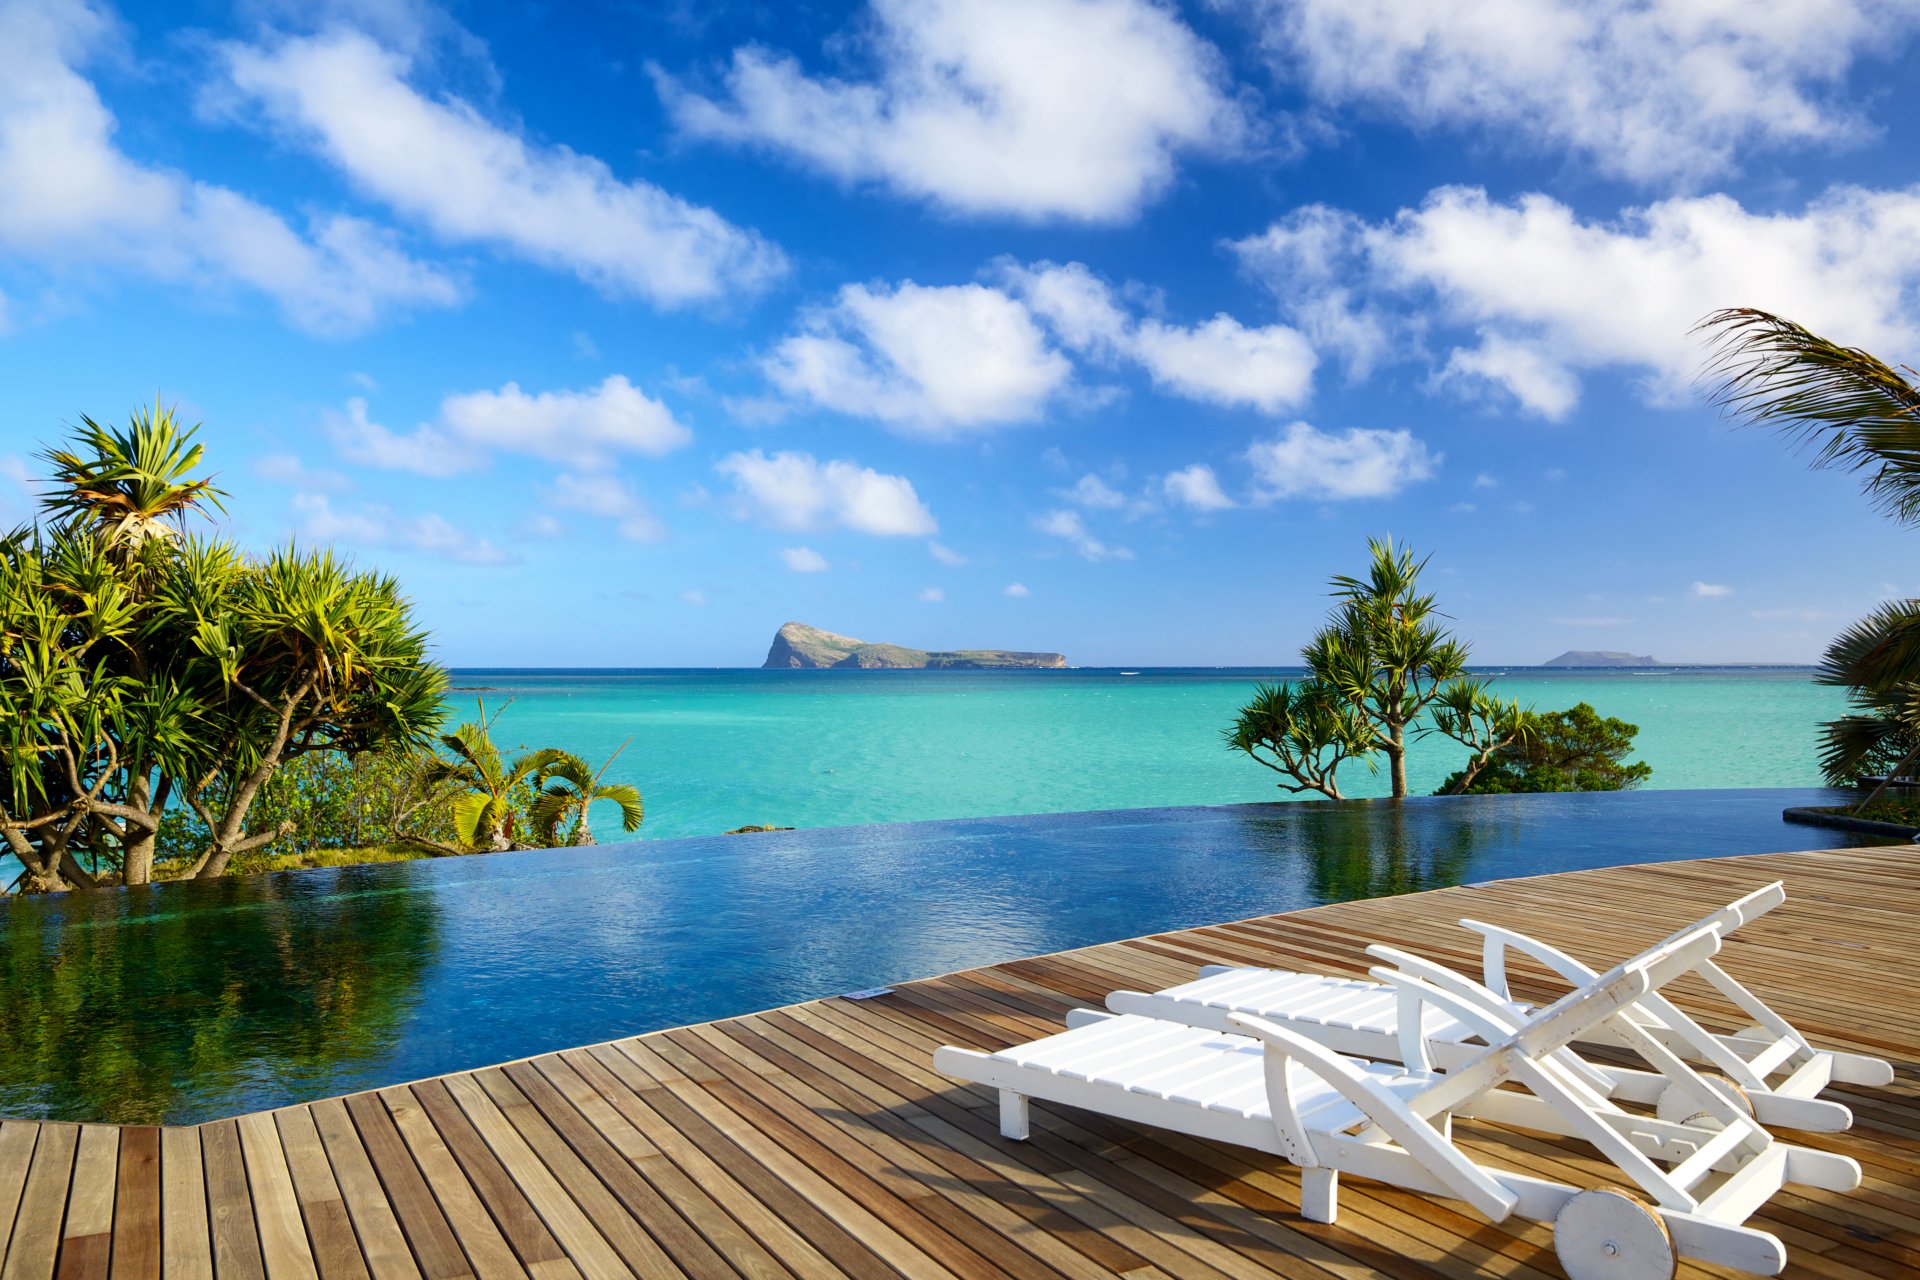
[1107,880,1890,1132]
[936,927,1861,1280]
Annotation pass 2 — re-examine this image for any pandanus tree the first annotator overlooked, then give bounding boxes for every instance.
[1229,538,1536,800]
[1,405,447,891]
[1697,308,1920,803]
[530,740,644,846]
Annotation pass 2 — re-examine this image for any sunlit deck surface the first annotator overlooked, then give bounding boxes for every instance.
[1,845,1914,1280]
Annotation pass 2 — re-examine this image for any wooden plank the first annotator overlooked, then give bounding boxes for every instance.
[55,1127,117,1280]
[159,1127,211,1280]
[110,1128,161,1280]
[374,1089,520,1280]
[404,1082,567,1275]
[2,1123,77,1280]
[199,1122,265,1280]
[338,1095,469,1280]
[235,1115,317,1280]
[272,1109,369,1280]
[0,1124,43,1273]
[305,1102,419,1280]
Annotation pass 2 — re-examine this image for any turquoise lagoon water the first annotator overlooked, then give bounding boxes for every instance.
[0,787,1880,1124]
[453,666,1843,840]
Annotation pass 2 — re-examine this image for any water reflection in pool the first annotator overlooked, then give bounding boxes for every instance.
[0,788,1878,1123]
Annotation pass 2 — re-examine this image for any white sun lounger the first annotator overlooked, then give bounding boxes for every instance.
[1107,881,1891,1132]
[935,925,1861,1279]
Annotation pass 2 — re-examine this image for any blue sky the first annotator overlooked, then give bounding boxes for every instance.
[4,0,1919,667]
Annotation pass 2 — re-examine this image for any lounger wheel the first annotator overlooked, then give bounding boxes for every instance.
[1554,1190,1676,1280]
[1655,1073,1754,1129]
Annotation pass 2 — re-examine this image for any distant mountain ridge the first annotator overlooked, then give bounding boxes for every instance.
[764,622,1067,670]
[1543,650,1661,667]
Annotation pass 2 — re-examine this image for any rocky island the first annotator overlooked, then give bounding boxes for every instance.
[1542,650,1661,667]
[763,622,1067,669]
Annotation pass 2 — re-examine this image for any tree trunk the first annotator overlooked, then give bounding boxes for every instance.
[1386,726,1408,798]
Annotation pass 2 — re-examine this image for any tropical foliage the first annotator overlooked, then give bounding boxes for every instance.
[530,740,643,846]
[1698,307,1920,803]
[1436,703,1651,795]
[1227,538,1535,799]
[0,406,446,891]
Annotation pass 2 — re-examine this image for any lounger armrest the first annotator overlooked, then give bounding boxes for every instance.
[1228,1012,1521,1224]
[1457,917,1598,1000]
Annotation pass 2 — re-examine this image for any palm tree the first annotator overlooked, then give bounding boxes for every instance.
[1697,307,1920,802]
[40,403,226,554]
[530,740,644,846]
[420,701,560,851]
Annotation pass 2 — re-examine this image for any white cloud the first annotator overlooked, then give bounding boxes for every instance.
[1471,472,1499,489]
[928,541,968,566]
[1063,474,1126,509]
[517,512,565,539]
[254,453,351,491]
[917,586,945,603]
[1225,205,1393,378]
[1233,185,1920,418]
[0,0,459,335]
[680,589,708,607]
[222,29,784,305]
[781,546,830,573]
[1750,606,1830,622]
[1236,0,1920,184]
[1004,582,1031,598]
[716,449,937,536]
[765,280,1071,435]
[1245,422,1439,501]
[292,493,506,564]
[549,471,666,542]
[1163,463,1235,512]
[659,0,1242,222]
[1007,260,1317,413]
[1691,581,1734,598]
[1036,508,1132,561]
[330,376,691,474]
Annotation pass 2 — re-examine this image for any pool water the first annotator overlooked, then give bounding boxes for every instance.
[0,788,1879,1124]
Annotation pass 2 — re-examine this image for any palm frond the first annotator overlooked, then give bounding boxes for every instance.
[1697,307,1920,525]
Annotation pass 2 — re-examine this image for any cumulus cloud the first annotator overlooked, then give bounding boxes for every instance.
[658,0,1242,222]
[928,541,968,566]
[292,493,507,563]
[1691,581,1733,598]
[716,449,937,536]
[1007,260,1317,413]
[548,471,667,543]
[781,546,830,573]
[764,280,1072,435]
[1036,508,1132,561]
[222,29,784,305]
[1004,582,1031,598]
[1163,463,1235,511]
[1233,185,1920,419]
[1245,422,1439,501]
[330,376,692,474]
[1062,474,1126,509]
[0,0,458,335]
[1234,0,1920,184]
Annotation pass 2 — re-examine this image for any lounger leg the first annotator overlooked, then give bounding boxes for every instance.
[999,1090,1031,1140]
[1301,1166,1338,1223]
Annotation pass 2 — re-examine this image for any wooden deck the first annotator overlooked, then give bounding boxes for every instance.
[0,844,1914,1279]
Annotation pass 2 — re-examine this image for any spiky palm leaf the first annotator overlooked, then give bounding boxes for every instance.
[41,404,227,549]
[1697,308,1920,525]
[530,742,642,846]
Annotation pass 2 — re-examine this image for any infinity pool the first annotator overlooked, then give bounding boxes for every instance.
[0,788,1879,1124]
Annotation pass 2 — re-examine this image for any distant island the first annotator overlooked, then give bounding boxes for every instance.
[1542,650,1661,667]
[764,622,1067,669]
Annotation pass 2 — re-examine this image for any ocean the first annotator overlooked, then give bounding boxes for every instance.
[445,666,1843,841]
